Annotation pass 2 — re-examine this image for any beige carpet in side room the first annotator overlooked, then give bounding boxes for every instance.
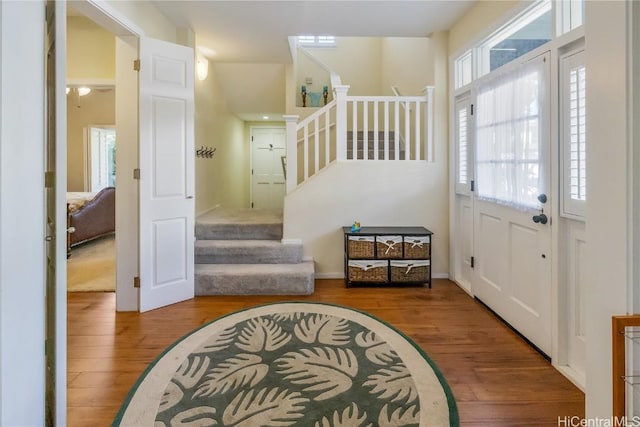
[67,235,115,292]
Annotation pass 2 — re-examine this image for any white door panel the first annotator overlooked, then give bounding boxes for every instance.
[251,127,286,210]
[139,37,194,312]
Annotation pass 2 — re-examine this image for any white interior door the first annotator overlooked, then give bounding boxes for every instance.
[472,53,552,355]
[251,127,286,210]
[139,36,194,312]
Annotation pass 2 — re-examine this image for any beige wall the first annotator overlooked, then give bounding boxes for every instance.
[104,0,177,42]
[381,37,435,95]
[66,16,116,191]
[195,65,247,214]
[299,38,383,95]
[285,32,451,277]
[67,16,115,81]
[66,90,116,191]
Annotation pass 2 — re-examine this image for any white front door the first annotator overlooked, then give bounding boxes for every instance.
[472,53,552,355]
[138,37,195,312]
[251,127,286,210]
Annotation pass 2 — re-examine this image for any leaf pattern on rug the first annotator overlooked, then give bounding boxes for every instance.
[169,406,218,426]
[194,354,268,398]
[363,364,418,404]
[378,404,420,427]
[275,347,358,400]
[294,314,351,346]
[355,331,398,366]
[158,381,184,413]
[193,327,237,354]
[236,317,291,352]
[174,355,211,389]
[313,403,372,427]
[272,312,304,322]
[150,308,445,427]
[221,387,308,427]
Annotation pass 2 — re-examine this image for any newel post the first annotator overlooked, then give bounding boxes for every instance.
[334,85,350,161]
[425,86,434,162]
[283,115,299,193]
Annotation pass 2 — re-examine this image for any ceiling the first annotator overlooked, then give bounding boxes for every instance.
[151,1,475,63]
[150,1,475,121]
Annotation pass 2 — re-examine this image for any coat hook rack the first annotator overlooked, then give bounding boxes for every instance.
[196,146,216,159]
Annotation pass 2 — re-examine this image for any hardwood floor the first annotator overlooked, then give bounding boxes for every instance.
[67,279,584,426]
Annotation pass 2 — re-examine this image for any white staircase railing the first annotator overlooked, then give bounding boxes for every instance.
[284,85,434,193]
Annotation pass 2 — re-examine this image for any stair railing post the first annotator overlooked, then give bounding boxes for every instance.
[425,86,434,162]
[334,85,350,161]
[283,115,299,193]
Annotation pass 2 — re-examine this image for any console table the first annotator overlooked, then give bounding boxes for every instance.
[342,226,432,288]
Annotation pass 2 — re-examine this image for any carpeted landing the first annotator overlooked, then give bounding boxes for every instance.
[195,208,315,296]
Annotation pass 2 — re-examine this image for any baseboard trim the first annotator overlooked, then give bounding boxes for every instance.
[554,364,586,392]
[282,239,303,245]
[196,203,221,217]
[315,272,449,280]
[315,272,344,279]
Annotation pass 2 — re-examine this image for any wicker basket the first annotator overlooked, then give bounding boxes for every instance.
[347,235,375,258]
[376,235,403,259]
[403,236,431,259]
[348,260,388,282]
[390,260,430,283]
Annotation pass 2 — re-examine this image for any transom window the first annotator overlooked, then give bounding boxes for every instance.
[298,35,336,47]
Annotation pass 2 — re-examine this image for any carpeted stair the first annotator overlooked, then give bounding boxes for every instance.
[194,208,314,295]
[347,130,405,160]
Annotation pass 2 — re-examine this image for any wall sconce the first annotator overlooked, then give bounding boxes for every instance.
[66,87,91,96]
[196,55,209,81]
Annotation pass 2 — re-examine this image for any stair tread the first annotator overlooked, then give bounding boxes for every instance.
[195,240,299,247]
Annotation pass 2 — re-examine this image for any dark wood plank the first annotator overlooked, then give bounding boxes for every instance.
[67,279,585,426]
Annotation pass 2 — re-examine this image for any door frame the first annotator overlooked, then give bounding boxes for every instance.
[249,125,286,209]
[68,0,144,312]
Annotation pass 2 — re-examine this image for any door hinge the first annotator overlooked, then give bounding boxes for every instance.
[470,104,474,116]
[44,171,55,188]
[133,276,140,288]
[251,202,254,208]
[470,180,475,192]
[251,169,253,175]
[133,59,141,71]
[251,136,254,142]
[133,168,140,180]
[470,256,475,268]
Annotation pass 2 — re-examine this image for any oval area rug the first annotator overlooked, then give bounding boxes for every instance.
[114,302,459,426]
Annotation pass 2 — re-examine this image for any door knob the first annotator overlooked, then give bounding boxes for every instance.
[537,194,548,204]
[532,213,548,225]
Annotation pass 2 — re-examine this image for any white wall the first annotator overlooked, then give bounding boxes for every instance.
[0,1,46,424]
[283,161,448,277]
[584,0,631,417]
